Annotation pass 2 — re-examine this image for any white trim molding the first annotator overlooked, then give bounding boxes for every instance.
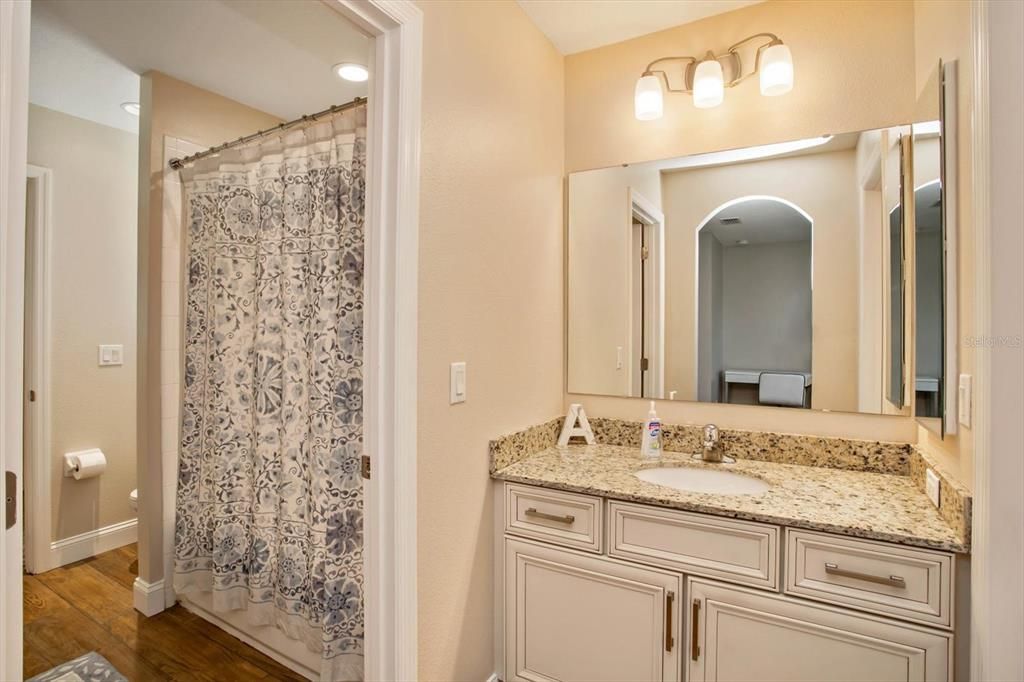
[969,3,991,681]
[0,1,31,678]
[330,2,422,680]
[22,164,54,576]
[133,577,166,617]
[971,1,1024,680]
[43,518,138,573]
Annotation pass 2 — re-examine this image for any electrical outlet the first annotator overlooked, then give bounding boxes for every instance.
[926,468,941,508]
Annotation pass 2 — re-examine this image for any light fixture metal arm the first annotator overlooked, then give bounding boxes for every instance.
[642,55,698,94]
[637,32,787,93]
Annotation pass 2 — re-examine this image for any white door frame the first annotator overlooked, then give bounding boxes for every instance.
[970,1,1024,680]
[0,0,31,677]
[0,1,421,680]
[329,2,422,681]
[22,164,53,575]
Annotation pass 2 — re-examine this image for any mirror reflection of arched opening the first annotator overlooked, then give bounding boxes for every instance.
[914,179,943,417]
[695,196,814,407]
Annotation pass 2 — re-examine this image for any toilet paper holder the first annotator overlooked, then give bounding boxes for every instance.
[63,448,107,480]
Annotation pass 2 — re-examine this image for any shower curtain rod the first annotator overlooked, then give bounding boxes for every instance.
[168,96,367,170]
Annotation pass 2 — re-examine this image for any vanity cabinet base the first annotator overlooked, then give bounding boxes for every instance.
[505,537,682,682]
[687,577,951,682]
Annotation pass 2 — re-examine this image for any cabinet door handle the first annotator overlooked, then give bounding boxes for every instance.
[691,598,701,661]
[524,507,575,524]
[665,591,675,652]
[824,562,906,587]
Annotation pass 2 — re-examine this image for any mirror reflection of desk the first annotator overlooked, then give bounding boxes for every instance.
[721,370,813,408]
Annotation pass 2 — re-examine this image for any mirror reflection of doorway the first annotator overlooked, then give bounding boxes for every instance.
[631,216,653,397]
[628,190,665,400]
[696,197,813,407]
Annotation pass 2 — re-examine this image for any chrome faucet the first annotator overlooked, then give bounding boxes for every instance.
[694,424,734,463]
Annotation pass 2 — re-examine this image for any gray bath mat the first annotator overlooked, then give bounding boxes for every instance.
[27,652,128,682]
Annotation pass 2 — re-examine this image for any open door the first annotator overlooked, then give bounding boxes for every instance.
[0,1,31,678]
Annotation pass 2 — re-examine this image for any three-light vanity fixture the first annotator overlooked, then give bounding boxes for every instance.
[634,33,794,120]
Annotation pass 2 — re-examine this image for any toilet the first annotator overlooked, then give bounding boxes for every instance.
[129,488,138,511]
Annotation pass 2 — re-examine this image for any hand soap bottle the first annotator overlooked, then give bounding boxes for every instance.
[640,401,663,459]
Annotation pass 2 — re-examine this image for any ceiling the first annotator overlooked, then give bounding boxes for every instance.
[30,0,370,132]
[705,198,812,246]
[517,0,763,55]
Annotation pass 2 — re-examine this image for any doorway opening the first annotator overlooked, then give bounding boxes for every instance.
[18,1,376,679]
[627,189,665,400]
[695,196,814,407]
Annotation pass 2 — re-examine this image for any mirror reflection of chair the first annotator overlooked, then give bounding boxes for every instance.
[695,196,813,408]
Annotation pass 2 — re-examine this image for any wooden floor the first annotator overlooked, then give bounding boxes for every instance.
[24,544,308,681]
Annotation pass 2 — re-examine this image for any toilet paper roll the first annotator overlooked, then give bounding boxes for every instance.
[63,448,107,480]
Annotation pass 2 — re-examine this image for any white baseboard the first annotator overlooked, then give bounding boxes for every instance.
[34,517,138,573]
[133,577,166,617]
[486,673,500,682]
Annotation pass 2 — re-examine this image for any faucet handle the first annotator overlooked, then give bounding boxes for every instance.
[703,424,719,442]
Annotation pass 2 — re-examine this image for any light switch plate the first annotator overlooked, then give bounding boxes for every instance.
[449,362,467,404]
[958,374,972,427]
[925,468,941,508]
[98,344,124,366]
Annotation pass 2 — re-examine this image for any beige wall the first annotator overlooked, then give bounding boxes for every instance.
[856,129,884,413]
[27,104,138,541]
[565,0,917,173]
[563,0,921,443]
[912,0,975,489]
[415,1,565,679]
[660,150,860,412]
[137,72,282,582]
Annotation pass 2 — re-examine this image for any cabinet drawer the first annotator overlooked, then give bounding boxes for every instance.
[608,501,779,589]
[505,483,603,552]
[785,529,954,628]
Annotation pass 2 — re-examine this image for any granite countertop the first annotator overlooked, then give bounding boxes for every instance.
[492,443,968,553]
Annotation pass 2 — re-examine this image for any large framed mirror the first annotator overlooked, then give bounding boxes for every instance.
[912,60,958,436]
[567,125,921,417]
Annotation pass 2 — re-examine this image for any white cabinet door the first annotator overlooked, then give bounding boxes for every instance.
[505,537,682,682]
[688,578,951,682]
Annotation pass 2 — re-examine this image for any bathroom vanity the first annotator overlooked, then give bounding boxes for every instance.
[503,46,970,682]
[491,431,969,682]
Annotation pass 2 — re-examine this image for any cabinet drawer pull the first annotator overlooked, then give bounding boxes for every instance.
[665,591,675,652]
[824,562,906,587]
[524,507,575,524]
[691,598,701,661]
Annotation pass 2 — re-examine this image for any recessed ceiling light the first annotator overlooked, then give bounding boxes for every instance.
[334,63,369,82]
[121,102,140,116]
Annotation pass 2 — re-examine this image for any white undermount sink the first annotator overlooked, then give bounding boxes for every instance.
[634,466,770,495]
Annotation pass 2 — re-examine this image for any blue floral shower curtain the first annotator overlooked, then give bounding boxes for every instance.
[174,106,366,681]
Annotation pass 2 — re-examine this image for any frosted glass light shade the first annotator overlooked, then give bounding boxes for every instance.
[634,75,664,120]
[692,59,724,109]
[759,43,794,96]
